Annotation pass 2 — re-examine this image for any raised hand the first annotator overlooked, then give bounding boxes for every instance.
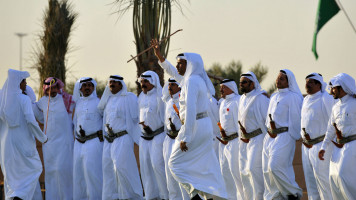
[150,39,165,62]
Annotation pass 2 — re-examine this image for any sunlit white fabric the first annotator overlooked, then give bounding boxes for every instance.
[301,90,334,200]
[160,57,227,199]
[0,69,47,200]
[263,83,303,199]
[238,87,269,200]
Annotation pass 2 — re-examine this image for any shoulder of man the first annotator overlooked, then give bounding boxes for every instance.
[187,74,202,83]
[19,93,31,104]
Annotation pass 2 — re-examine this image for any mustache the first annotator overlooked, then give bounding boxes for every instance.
[110,85,115,88]
[142,85,147,89]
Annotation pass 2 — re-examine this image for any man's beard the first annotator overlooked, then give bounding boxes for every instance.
[241,87,248,93]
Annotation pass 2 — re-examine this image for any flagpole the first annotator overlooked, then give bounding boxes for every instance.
[336,0,356,34]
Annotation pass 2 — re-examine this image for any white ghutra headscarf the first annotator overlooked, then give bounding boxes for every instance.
[72,77,98,103]
[305,72,327,92]
[177,53,215,97]
[162,78,179,103]
[280,69,303,99]
[98,75,127,111]
[220,79,239,95]
[329,73,356,96]
[241,71,263,92]
[0,69,30,127]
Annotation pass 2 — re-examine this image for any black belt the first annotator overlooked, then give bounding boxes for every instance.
[337,134,356,144]
[104,130,128,143]
[303,135,325,146]
[76,130,102,144]
[222,133,238,142]
[181,111,208,125]
[141,126,165,140]
[267,127,288,135]
[241,128,263,140]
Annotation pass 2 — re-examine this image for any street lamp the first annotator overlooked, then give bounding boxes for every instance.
[15,32,27,71]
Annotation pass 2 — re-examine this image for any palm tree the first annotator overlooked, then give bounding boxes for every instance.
[33,0,77,97]
[113,0,185,93]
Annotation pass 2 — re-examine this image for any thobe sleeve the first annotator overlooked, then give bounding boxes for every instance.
[256,95,269,131]
[159,60,183,83]
[158,97,166,126]
[288,94,303,140]
[128,94,139,124]
[209,97,220,122]
[73,106,78,133]
[179,78,199,143]
[32,100,45,124]
[22,97,47,143]
[127,94,141,144]
[231,99,240,132]
[322,92,336,117]
[320,110,336,151]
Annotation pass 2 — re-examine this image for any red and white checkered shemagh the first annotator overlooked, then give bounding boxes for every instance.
[43,77,74,113]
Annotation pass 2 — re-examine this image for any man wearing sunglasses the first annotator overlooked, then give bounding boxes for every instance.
[238,71,269,200]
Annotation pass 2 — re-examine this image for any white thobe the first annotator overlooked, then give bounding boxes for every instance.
[301,91,334,200]
[102,93,143,200]
[160,60,227,199]
[263,88,303,199]
[208,97,221,159]
[238,89,269,200]
[73,95,103,200]
[219,93,244,200]
[163,92,190,200]
[0,94,47,200]
[138,88,168,200]
[320,94,356,200]
[34,94,74,200]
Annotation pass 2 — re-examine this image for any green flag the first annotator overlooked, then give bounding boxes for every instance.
[312,0,340,59]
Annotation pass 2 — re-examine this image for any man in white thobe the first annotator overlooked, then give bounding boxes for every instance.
[238,72,269,200]
[138,71,168,200]
[152,39,227,200]
[162,78,190,200]
[98,75,143,200]
[72,77,103,200]
[319,73,356,200]
[33,77,74,200]
[263,69,303,200]
[301,73,334,200]
[217,79,244,200]
[0,69,48,200]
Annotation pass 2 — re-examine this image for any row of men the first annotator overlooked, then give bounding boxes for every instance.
[1,44,355,200]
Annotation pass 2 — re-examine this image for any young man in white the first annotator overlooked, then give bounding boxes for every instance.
[138,71,168,200]
[98,75,143,200]
[0,69,48,200]
[162,78,190,200]
[319,73,356,199]
[217,79,244,200]
[238,72,269,200]
[263,69,303,200]
[72,77,103,199]
[152,39,227,199]
[300,73,334,200]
